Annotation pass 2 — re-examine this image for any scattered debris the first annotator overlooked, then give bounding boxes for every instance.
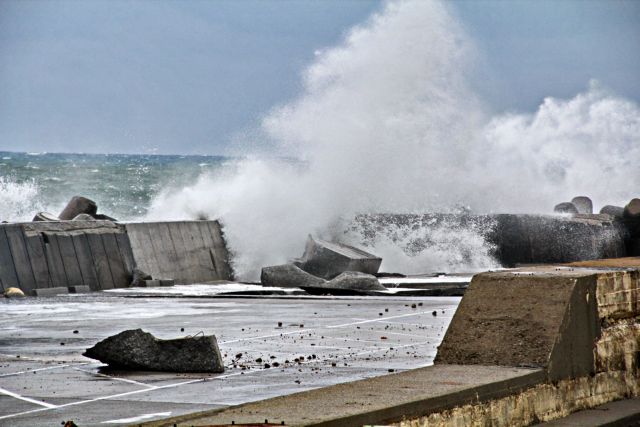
[83,329,224,373]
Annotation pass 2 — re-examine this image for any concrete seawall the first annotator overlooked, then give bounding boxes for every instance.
[0,220,233,295]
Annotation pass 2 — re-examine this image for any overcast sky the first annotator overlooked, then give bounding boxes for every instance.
[1,0,639,155]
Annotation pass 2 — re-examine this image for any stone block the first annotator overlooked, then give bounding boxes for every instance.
[68,285,91,294]
[294,235,382,279]
[33,287,69,297]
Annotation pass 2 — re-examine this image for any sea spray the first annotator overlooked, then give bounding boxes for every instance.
[147,0,640,279]
[0,176,45,222]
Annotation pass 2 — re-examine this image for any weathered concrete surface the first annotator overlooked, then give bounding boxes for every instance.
[435,267,601,380]
[83,329,224,373]
[124,221,233,284]
[58,196,98,220]
[534,397,640,426]
[140,365,543,427]
[397,372,637,427]
[294,235,382,279]
[0,293,457,426]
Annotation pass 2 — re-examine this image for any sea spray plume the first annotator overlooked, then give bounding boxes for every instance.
[147,1,640,278]
[147,0,488,278]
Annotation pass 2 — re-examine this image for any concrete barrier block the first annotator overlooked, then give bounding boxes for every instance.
[33,287,69,297]
[139,279,162,287]
[435,267,600,380]
[68,285,91,294]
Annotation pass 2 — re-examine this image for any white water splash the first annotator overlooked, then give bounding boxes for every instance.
[0,177,44,222]
[147,0,640,279]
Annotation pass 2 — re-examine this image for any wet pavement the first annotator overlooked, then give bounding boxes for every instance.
[0,292,459,426]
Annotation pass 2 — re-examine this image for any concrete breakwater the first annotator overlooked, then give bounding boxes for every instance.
[0,220,232,295]
[355,212,638,266]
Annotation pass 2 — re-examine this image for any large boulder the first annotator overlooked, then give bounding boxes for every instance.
[83,329,224,373]
[323,271,386,291]
[261,264,325,288]
[553,202,578,214]
[59,196,98,220]
[571,196,593,214]
[294,235,382,279]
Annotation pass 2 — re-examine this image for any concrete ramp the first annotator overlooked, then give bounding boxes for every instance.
[124,221,233,284]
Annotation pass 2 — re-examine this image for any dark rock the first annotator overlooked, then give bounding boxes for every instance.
[83,329,224,373]
[553,202,578,214]
[600,205,625,218]
[32,211,59,222]
[260,264,325,288]
[571,196,593,214]
[293,235,382,279]
[59,196,98,220]
[323,271,386,291]
[624,198,640,218]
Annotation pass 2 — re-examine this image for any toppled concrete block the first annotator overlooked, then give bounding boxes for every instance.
[4,287,25,298]
[294,235,382,279]
[323,271,386,291]
[553,202,578,214]
[571,196,593,214]
[68,285,91,294]
[32,211,59,222]
[159,279,175,287]
[261,264,325,288]
[83,329,224,373]
[600,205,625,218]
[59,196,98,220]
[34,287,69,297]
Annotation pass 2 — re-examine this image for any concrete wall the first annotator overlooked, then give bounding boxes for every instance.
[0,221,133,295]
[124,221,233,284]
[0,220,233,295]
[406,261,640,426]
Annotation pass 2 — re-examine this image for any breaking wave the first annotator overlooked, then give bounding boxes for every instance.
[147,0,640,279]
[0,177,44,222]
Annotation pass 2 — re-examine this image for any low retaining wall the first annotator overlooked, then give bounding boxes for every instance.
[0,220,233,295]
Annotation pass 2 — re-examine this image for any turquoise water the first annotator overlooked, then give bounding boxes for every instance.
[0,151,229,222]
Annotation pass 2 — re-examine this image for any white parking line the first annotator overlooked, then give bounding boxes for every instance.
[0,386,58,409]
